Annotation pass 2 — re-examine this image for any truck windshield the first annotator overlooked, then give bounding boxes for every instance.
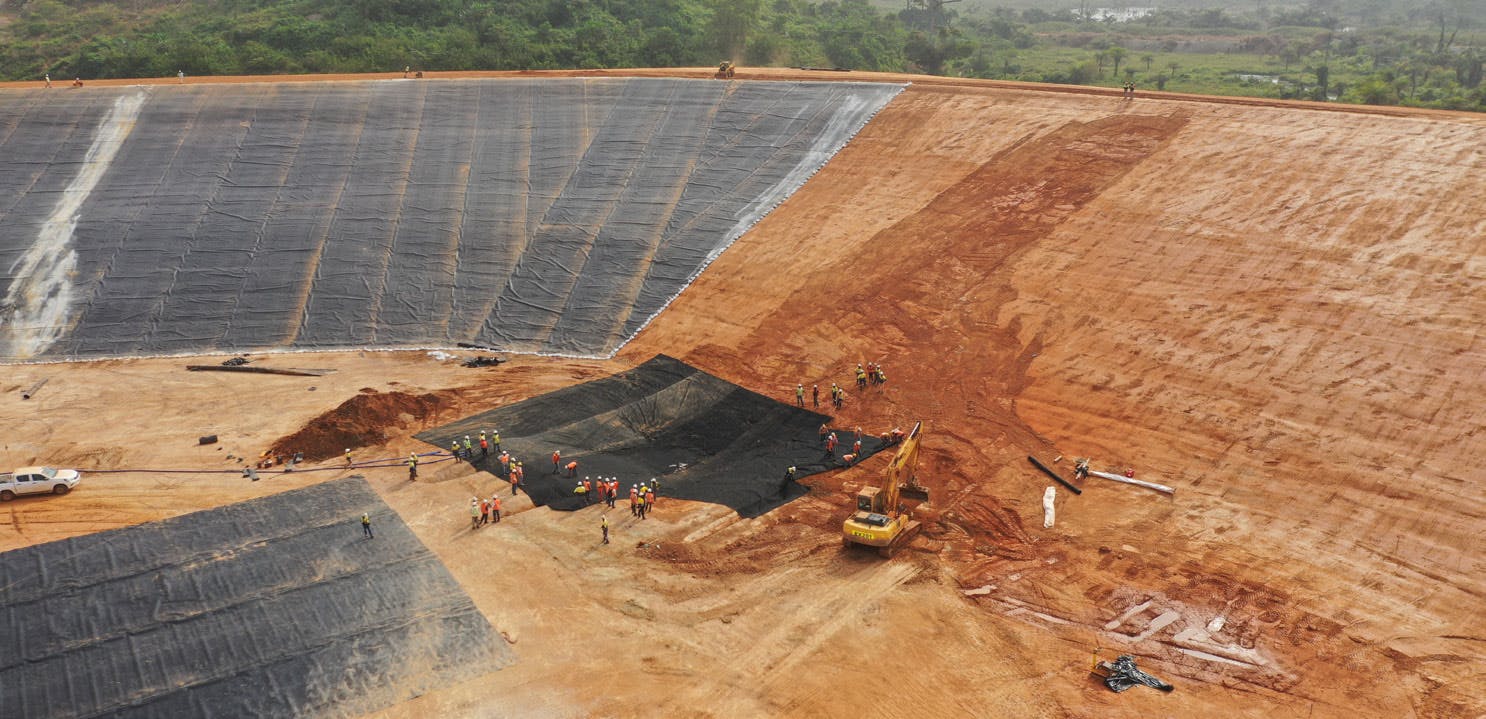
[40,467,57,479]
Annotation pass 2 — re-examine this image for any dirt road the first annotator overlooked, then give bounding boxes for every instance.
[2,72,1482,717]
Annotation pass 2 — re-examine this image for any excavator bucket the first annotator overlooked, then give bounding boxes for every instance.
[901,483,929,500]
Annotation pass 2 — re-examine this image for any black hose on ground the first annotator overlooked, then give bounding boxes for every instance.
[1028,455,1082,495]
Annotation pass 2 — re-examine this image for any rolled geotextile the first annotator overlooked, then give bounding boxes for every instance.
[1088,470,1175,495]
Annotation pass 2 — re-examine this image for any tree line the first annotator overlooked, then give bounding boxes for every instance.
[1,0,1481,111]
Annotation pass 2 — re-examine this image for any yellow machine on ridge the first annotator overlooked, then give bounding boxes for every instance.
[842,421,927,557]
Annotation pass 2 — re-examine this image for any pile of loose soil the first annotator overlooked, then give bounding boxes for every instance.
[270,390,451,461]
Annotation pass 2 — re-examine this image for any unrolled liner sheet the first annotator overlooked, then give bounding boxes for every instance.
[0,78,902,361]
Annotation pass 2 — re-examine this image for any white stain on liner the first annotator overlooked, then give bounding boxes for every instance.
[1,91,147,358]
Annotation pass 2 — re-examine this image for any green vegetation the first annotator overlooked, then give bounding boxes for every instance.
[1,0,1482,112]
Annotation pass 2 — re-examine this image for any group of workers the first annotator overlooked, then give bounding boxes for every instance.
[572,477,659,520]
[449,430,502,462]
[796,362,888,411]
[469,494,504,528]
[813,423,906,469]
[552,450,580,477]
[855,362,887,389]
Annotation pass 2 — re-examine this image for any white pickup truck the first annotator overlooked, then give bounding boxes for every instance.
[0,466,82,500]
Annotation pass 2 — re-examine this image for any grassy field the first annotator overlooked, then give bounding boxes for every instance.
[997,46,1321,98]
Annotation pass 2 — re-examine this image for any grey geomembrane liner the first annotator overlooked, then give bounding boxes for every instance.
[0,78,903,361]
[0,477,510,718]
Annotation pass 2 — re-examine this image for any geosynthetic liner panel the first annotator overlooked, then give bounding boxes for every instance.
[415,354,888,517]
[0,477,510,719]
[0,78,904,361]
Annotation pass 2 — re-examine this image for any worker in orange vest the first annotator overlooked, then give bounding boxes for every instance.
[479,432,489,458]
[567,460,579,479]
[499,451,511,474]
[582,476,592,503]
[607,479,619,508]
[629,484,639,516]
[552,450,562,474]
[644,486,655,513]
[491,494,502,523]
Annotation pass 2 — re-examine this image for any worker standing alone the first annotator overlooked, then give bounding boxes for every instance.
[344,449,353,465]
[602,515,610,545]
[552,450,562,474]
[795,384,805,407]
[407,453,418,481]
[361,513,373,539]
[813,384,820,408]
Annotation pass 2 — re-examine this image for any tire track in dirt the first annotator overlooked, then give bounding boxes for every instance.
[702,110,1190,553]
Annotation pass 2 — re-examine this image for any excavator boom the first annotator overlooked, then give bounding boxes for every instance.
[881,421,923,512]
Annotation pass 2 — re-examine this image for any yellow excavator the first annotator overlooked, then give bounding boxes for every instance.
[842,421,928,557]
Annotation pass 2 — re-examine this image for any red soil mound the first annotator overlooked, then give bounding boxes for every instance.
[269,390,451,461]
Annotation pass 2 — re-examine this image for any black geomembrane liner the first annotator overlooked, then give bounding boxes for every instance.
[417,354,888,517]
[0,477,510,719]
[0,79,901,361]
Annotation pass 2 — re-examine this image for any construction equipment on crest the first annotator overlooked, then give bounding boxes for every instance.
[842,421,928,557]
[1092,653,1175,693]
[716,61,736,79]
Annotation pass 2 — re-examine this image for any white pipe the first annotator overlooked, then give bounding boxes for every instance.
[1088,470,1175,495]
